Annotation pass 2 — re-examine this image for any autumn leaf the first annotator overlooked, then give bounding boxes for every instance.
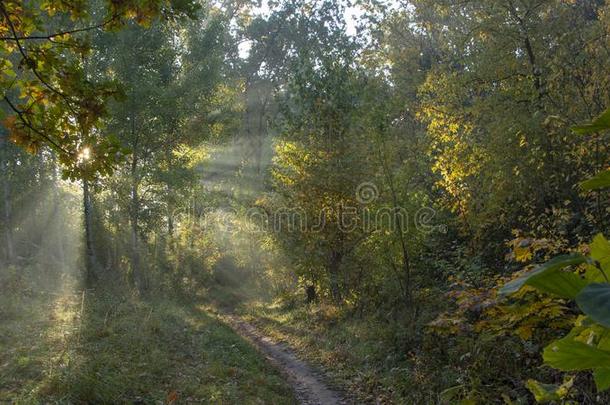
[166,390,178,405]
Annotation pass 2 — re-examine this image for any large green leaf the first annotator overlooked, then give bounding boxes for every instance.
[590,234,610,271]
[572,109,610,134]
[528,270,588,299]
[576,283,610,328]
[500,254,586,296]
[584,264,609,283]
[543,338,610,371]
[594,368,610,391]
[581,169,610,191]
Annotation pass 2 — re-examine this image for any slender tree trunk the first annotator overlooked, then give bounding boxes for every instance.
[255,97,268,175]
[306,284,317,303]
[129,154,147,293]
[507,0,557,204]
[395,213,412,307]
[166,186,174,239]
[52,154,66,269]
[378,138,412,307]
[328,250,343,303]
[128,111,147,293]
[167,212,174,238]
[0,132,14,265]
[83,179,97,285]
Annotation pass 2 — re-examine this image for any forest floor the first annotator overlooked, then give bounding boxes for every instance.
[201,282,352,404]
[236,301,432,404]
[221,313,348,405]
[202,280,418,404]
[0,274,295,404]
[1,268,429,404]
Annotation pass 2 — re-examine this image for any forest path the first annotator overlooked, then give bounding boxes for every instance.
[223,314,348,405]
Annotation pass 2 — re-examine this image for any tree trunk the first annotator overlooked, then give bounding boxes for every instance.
[255,97,268,176]
[328,250,343,303]
[52,154,66,269]
[306,284,317,304]
[2,176,13,264]
[128,110,147,293]
[166,188,174,240]
[83,179,97,285]
[0,132,14,265]
[378,137,412,308]
[395,212,412,307]
[167,213,174,238]
[0,147,15,264]
[129,154,147,293]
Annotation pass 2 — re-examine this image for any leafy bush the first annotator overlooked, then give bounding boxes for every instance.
[501,109,610,401]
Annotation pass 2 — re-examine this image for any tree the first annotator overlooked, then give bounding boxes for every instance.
[81,3,236,290]
[267,1,372,302]
[0,0,200,177]
[500,109,610,399]
[371,0,609,262]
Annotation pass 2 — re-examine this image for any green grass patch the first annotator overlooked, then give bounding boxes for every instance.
[243,300,531,404]
[244,302,417,403]
[0,284,294,404]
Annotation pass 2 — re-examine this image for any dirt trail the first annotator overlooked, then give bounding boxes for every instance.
[225,315,348,405]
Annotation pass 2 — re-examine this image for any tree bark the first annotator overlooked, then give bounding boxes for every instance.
[306,284,317,303]
[128,111,147,293]
[328,250,343,303]
[83,179,97,285]
[129,153,146,293]
[378,136,412,307]
[255,96,268,175]
[0,133,14,264]
[167,212,174,238]
[52,154,66,269]
[166,186,174,240]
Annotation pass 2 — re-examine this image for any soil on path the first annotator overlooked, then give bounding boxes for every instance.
[224,315,349,405]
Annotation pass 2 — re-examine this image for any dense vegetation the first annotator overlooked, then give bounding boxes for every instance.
[1,0,608,403]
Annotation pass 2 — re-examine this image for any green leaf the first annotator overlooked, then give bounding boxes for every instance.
[525,379,561,403]
[439,385,462,402]
[543,337,610,371]
[500,254,586,296]
[528,270,588,299]
[576,283,610,328]
[590,234,610,271]
[4,68,16,79]
[525,378,573,403]
[581,169,610,191]
[584,264,609,283]
[594,368,610,391]
[572,109,610,134]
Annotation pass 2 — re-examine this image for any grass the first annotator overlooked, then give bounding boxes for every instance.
[0,276,295,404]
[243,302,419,404]
[242,299,536,404]
[243,297,610,404]
[198,263,424,403]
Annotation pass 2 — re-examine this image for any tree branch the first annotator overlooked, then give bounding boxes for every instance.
[2,95,72,157]
[0,15,119,41]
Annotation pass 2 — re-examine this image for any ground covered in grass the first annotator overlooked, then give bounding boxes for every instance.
[242,301,552,404]
[0,277,294,404]
[244,303,418,404]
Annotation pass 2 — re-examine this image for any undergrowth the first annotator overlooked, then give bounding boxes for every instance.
[244,297,606,404]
